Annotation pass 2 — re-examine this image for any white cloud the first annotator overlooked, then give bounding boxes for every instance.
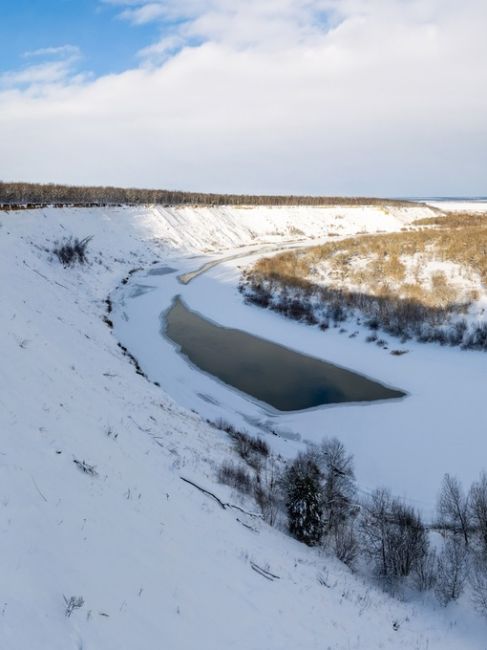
[23,45,81,59]
[119,3,169,25]
[2,44,82,89]
[137,35,186,64]
[1,62,74,87]
[109,0,340,56]
[1,0,486,195]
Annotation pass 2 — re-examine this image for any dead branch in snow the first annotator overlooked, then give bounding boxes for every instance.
[180,476,263,519]
[250,561,280,581]
[30,475,48,502]
[236,518,259,533]
[180,476,226,509]
[73,458,98,477]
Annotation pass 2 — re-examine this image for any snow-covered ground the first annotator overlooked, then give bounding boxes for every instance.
[426,200,487,213]
[1,203,486,649]
[115,239,487,518]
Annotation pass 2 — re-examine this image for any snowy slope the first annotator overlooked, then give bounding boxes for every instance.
[113,245,487,519]
[1,204,485,649]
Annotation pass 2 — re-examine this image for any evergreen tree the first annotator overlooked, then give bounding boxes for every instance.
[285,455,323,546]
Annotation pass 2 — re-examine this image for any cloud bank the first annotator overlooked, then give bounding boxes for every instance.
[1,0,486,195]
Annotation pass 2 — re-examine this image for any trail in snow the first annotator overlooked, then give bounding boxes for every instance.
[177,240,305,284]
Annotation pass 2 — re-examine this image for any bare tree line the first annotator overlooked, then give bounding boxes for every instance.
[240,273,487,350]
[0,181,421,209]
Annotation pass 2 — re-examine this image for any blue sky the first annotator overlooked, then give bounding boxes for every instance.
[0,0,160,77]
[0,1,486,195]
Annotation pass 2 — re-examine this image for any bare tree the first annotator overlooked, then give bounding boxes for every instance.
[311,438,356,540]
[0,181,419,209]
[333,519,359,567]
[413,547,437,592]
[435,536,468,605]
[360,488,429,582]
[387,500,429,578]
[470,554,487,617]
[360,488,392,579]
[437,474,471,546]
[254,456,281,527]
[470,472,487,557]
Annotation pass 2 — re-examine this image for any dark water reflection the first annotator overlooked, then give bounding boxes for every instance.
[165,298,405,411]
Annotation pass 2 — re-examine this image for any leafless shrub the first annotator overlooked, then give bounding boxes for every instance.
[413,548,437,591]
[435,536,468,605]
[53,236,92,267]
[333,520,359,567]
[360,489,429,582]
[253,456,282,526]
[437,474,471,546]
[217,462,253,495]
[470,554,487,616]
[470,472,487,556]
[213,420,270,470]
[232,431,269,470]
[64,595,84,617]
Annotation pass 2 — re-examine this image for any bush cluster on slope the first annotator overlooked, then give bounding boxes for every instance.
[52,236,92,267]
[217,421,487,615]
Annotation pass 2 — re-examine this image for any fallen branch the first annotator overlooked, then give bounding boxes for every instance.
[236,517,259,533]
[128,415,152,433]
[73,458,98,477]
[180,476,263,519]
[227,502,263,519]
[180,476,226,509]
[250,561,280,581]
[30,474,48,502]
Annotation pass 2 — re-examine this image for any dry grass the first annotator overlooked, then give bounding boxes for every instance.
[250,212,487,306]
[241,212,487,349]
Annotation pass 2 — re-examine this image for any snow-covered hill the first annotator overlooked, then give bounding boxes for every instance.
[1,204,485,649]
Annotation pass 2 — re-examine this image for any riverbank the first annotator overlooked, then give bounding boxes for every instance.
[112,217,487,519]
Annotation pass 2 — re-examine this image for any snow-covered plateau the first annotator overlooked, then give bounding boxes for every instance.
[1,202,486,649]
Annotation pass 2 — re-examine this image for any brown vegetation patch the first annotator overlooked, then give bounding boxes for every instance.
[241,212,487,349]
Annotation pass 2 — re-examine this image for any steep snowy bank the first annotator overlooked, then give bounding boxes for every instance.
[114,239,487,518]
[1,204,485,649]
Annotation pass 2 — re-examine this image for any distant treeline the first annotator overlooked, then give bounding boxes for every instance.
[0,182,420,209]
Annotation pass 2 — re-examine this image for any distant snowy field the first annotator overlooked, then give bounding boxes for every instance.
[427,199,487,213]
[1,203,486,649]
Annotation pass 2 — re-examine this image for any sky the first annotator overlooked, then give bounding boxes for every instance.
[0,0,486,196]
